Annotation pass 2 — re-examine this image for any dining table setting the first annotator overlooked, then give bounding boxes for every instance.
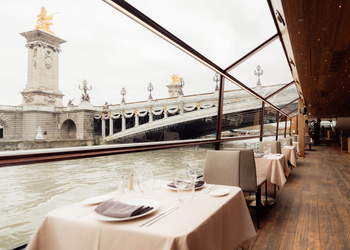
[26,167,257,250]
[254,151,289,187]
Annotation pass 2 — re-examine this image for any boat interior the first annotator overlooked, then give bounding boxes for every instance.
[4,0,350,249]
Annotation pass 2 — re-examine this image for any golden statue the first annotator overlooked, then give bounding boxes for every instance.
[35,7,56,34]
[171,74,180,84]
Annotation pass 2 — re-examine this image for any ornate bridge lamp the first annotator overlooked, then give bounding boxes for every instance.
[120,87,127,104]
[179,77,185,96]
[120,87,127,131]
[254,65,263,92]
[78,79,92,102]
[213,73,219,92]
[147,83,154,100]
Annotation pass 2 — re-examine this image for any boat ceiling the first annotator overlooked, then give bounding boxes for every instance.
[275,0,350,118]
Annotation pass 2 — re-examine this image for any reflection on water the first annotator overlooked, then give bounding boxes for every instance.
[0,146,209,249]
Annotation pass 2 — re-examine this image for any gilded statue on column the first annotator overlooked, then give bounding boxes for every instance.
[35,7,56,34]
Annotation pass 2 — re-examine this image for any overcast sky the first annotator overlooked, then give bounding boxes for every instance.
[0,0,293,107]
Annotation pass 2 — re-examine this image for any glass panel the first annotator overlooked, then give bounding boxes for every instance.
[268,84,299,110]
[220,77,262,139]
[228,40,293,92]
[281,100,299,115]
[263,104,277,139]
[125,0,277,68]
[223,138,260,152]
[0,143,214,249]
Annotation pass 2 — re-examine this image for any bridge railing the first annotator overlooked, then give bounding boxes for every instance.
[0,105,23,111]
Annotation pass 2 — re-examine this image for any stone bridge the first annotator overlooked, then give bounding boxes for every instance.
[95,84,297,142]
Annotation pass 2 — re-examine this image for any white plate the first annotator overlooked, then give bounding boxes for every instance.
[210,187,229,197]
[82,194,113,205]
[94,199,160,221]
[166,181,206,191]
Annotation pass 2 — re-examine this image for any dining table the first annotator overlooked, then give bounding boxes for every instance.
[292,141,300,154]
[254,153,289,187]
[26,180,256,250]
[281,145,298,168]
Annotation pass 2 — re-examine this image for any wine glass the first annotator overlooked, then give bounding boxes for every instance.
[133,163,145,197]
[267,144,272,155]
[188,163,199,200]
[138,169,155,198]
[175,169,194,203]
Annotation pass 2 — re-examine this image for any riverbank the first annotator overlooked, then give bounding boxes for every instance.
[0,139,96,151]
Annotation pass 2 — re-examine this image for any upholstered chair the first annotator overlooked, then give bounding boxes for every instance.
[224,148,267,229]
[259,141,282,154]
[279,137,293,146]
[204,149,267,229]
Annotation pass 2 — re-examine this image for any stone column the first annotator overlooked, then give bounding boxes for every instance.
[149,109,153,123]
[135,113,139,127]
[122,114,126,131]
[109,117,113,136]
[20,29,66,108]
[101,119,106,137]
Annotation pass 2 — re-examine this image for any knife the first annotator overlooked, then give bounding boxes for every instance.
[139,205,179,227]
[145,205,179,226]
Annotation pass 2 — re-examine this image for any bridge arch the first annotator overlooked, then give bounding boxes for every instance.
[61,119,77,139]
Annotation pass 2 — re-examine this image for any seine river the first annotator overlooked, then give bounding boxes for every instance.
[0,146,210,250]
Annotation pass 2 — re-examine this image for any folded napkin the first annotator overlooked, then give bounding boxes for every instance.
[167,180,204,189]
[95,200,153,218]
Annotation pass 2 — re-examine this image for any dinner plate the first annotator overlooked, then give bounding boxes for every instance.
[94,199,160,221]
[210,187,229,197]
[166,181,206,191]
[82,194,113,205]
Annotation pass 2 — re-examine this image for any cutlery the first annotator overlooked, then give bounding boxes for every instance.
[139,205,179,227]
[145,206,179,226]
[200,185,219,194]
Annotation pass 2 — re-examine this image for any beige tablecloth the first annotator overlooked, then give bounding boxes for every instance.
[255,154,288,187]
[292,142,300,154]
[26,180,256,250]
[282,145,298,167]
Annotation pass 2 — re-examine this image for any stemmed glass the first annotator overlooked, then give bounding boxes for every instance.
[174,169,194,203]
[188,163,199,200]
[138,169,155,198]
[133,163,145,197]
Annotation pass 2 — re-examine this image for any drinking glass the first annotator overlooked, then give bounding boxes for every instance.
[138,169,155,198]
[175,169,194,203]
[133,163,145,197]
[267,144,272,154]
[188,163,199,200]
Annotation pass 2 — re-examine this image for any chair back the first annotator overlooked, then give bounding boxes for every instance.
[291,135,298,142]
[305,135,310,144]
[203,150,240,187]
[279,138,293,146]
[259,141,281,154]
[224,148,257,192]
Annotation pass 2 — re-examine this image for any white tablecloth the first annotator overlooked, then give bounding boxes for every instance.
[282,145,298,167]
[26,180,256,250]
[255,154,289,187]
[293,142,300,154]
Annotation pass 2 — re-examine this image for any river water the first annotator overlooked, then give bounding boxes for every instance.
[0,146,210,249]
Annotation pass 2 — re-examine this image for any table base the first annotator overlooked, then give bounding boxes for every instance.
[245,195,275,207]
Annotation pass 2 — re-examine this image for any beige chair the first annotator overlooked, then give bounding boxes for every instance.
[291,135,298,142]
[204,149,267,229]
[305,135,312,150]
[259,141,281,154]
[203,150,240,186]
[279,138,293,146]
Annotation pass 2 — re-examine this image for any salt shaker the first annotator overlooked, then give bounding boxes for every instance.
[118,175,125,194]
